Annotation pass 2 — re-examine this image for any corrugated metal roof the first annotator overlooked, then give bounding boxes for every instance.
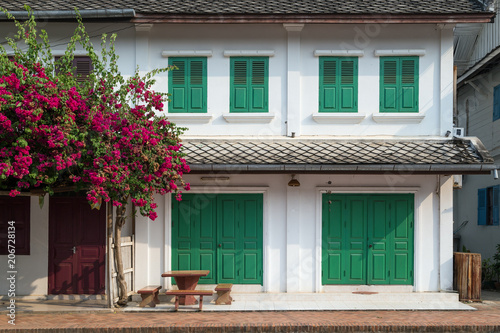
[182,137,496,174]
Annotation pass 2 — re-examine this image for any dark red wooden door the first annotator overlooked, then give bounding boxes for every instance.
[49,196,106,294]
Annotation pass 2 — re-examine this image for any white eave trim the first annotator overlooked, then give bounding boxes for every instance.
[166,113,213,123]
[223,113,275,123]
[223,50,275,57]
[312,112,366,124]
[161,50,213,57]
[372,113,425,123]
[374,49,426,57]
[314,50,364,57]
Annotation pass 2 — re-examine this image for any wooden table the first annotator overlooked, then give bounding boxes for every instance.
[161,270,209,305]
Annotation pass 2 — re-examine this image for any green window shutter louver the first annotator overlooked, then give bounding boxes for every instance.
[478,188,487,225]
[230,57,268,113]
[380,56,418,113]
[168,57,207,113]
[319,57,357,113]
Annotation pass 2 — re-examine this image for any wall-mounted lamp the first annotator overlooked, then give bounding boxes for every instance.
[493,169,499,180]
[288,174,300,187]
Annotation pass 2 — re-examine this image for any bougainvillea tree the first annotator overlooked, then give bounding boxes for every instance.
[0,8,190,305]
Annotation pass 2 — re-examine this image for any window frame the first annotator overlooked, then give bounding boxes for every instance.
[493,84,500,122]
[379,56,419,113]
[478,185,499,226]
[319,56,358,113]
[230,56,269,113]
[168,57,208,113]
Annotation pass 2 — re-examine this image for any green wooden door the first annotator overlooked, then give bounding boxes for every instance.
[171,194,217,283]
[322,193,414,285]
[172,193,263,284]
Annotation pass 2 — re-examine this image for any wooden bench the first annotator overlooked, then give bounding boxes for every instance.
[166,290,213,311]
[137,285,162,308]
[215,283,233,305]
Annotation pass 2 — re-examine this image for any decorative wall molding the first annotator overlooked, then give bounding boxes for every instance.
[161,50,213,57]
[374,49,426,56]
[165,114,213,123]
[223,50,275,57]
[314,50,364,57]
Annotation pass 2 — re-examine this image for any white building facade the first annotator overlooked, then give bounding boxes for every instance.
[0,1,496,298]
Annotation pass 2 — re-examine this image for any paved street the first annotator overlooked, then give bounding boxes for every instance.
[1,291,499,332]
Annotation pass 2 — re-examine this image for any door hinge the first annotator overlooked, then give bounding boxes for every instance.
[344,270,346,277]
[388,270,390,277]
[260,270,263,277]
[410,270,413,278]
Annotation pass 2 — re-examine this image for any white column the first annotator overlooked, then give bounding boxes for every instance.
[439,176,454,291]
[439,26,454,136]
[135,24,153,75]
[284,24,304,137]
[286,184,301,292]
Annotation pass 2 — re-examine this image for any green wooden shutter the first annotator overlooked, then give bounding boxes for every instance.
[339,58,358,112]
[319,58,338,112]
[319,57,357,113]
[478,188,487,225]
[231,57,268,112]
[169,59,187,112]
[493,186,500,226]
[249,59,268,112]
[400,57,418,112]
[380,57,418,113]
[188,59,207,112]
[367,197,390,284]
[217,196,239,283]
[345,196,368,284]
[169,58,207,113]
[380,58,399,112]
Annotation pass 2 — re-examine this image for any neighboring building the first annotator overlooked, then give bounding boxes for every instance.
[454,0,500,261]
[0,1,496,301]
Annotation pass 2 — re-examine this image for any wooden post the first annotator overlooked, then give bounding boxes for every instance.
[453,252,481,302]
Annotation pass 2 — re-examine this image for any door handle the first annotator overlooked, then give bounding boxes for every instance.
[72,246,76,254]
[368,244,373,248]
[218,244,222,248]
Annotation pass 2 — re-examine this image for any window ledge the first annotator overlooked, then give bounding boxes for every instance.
[166,113,212,123]
[223,113,275,123]
[314,50,364,57]
[312,112,365,124]
[372,113,425,124]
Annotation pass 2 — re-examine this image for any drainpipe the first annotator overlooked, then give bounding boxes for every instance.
[0,9,136,21]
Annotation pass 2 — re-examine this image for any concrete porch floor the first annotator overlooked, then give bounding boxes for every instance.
[125,291,475,311]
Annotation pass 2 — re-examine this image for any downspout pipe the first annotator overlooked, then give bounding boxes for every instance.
[0,9,136,21]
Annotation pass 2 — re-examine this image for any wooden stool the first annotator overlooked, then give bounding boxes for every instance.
[137,285,162,307]
[215,283,233,305]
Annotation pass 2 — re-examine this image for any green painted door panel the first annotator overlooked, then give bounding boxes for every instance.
[172,194,217,284]
[322,195,344,284]
[173,194,263,285]
[323,194,414,285]
[367,198,390,284]
[345,197,367,284]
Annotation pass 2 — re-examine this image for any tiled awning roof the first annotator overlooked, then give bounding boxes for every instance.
[0,0,488,15]
[182,137,496,174]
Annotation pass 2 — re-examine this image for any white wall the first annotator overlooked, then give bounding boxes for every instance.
[455,63,500,261]
[147,23,452,137]
[0,195,48,297]
[135,174,453,293]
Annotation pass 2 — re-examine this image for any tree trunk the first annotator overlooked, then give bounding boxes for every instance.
[114,204,128,305]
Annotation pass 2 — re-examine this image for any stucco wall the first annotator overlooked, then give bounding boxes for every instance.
[135,174,454,293]
[454,64,500,261]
